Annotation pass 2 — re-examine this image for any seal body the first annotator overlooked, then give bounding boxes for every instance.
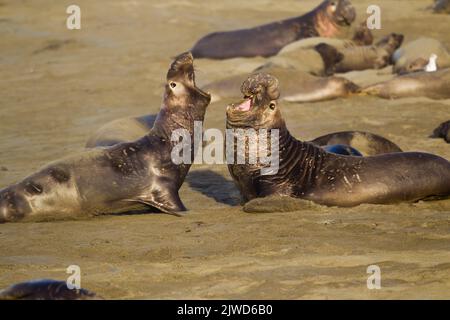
[362,68,450,100]
[0,53,211,223]
[431,120,450,143]
[0,280,99,300]
[191,0,356,59]
[226,73,450,206]
[393,38,450,74]
[86,114,156,148]
[331,33,404,73]
[310,131,403,156]
[433,0,450,13]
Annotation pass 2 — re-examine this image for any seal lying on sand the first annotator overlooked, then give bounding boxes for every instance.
[0,279,99,300]
[393,38,450,74]
[310,131,403,156]
[204,67,359,103]
[327,33,404,73]
[361,68,450,100]
[191,0,356,59]
[278,21,374,55]
[0,52,211,223]
[226,73,450,205]
[433,0,450,13]
[431,120,450,143]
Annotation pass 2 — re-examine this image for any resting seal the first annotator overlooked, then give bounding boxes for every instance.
[0,52,211,223]
[361,68,450,100]
[431,120,450,143]
[310,131,403,156]
[191,0,356,59]
[326,33,404,73]
[0,279,99,300]
[204,67,359,103]
[393,38,450,74]
[433,0,450,13]
[226,73,450,206]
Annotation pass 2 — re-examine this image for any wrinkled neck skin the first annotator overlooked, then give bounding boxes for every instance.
[152,103,204,145]
[228,120,327,200]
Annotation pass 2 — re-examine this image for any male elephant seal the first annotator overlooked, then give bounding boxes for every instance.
[431,120,450,143]
[191,0,356,59]
[361,68,450,100]
[226,73,450,205]
[0,52,211,223]
[0,279,99,300]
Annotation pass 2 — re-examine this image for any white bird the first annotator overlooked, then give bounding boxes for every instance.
[425,54,438,72]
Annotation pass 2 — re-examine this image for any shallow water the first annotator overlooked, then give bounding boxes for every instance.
[0,0,450,299]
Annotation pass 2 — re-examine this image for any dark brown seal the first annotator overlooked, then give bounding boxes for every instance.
[191,0,356,59]
[226,73,450,206]
[0,52,211,223]
[431,120,450,143]
[0,279,100,300]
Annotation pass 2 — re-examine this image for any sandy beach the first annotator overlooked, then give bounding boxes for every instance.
[0,0,450,299]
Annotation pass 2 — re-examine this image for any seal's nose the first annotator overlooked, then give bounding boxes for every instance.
[0,189,30,223]
[167,52,195,81]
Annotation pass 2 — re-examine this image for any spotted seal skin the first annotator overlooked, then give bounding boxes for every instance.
[431,120,450,143]
[0,279,100,300]
[0,52,211,223]
[361,68,450,100]
[329,33,404,73]
[191,0,356,59]
[226,73,450,206]
[310,131,403,156]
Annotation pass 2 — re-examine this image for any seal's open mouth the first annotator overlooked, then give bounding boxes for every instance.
[228,96,253,113]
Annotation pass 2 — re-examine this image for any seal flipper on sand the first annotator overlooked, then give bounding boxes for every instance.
[124,189,187,217]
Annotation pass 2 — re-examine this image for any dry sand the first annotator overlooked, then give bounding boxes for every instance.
[0,0,450,299]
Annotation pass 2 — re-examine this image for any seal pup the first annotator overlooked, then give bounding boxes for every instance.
[191,0,356,59]
[0,279,99,300]
[361,68,450,100]
[226,73,450,205]
[327,33,404,73]
[0,52,211,223]
[310,131,403,156]
[393,38,450,74]
[431,120,450,143]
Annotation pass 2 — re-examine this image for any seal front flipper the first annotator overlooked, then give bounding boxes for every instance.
[124,190,187,217]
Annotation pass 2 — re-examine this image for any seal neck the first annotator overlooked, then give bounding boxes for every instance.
[314,10,340,38]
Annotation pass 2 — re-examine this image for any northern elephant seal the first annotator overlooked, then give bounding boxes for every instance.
[329,33,404,73]
[0,52,211,223]
[361,68,450,100]
[431,120,450,143]
[0,279,99,300]
[433,0,450,13]
[226,73,450,205]
[393,38,450,74]
[191,0,356,59]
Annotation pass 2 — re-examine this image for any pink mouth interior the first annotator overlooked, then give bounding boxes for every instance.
[237,99,252,111]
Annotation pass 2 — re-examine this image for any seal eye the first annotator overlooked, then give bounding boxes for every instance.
[269,102,276,110]
[170,82,177,89]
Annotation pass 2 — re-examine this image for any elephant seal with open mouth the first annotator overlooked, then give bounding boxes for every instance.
[0,52,211,223]
[225,73,450,205]
[191,0,356,59]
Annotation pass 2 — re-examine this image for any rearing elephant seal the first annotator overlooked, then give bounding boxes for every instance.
[0,52,211,223]
[191,0,356,59]
[226,73,450,206]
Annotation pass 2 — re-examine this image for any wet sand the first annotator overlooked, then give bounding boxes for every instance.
[1,0,450,299]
